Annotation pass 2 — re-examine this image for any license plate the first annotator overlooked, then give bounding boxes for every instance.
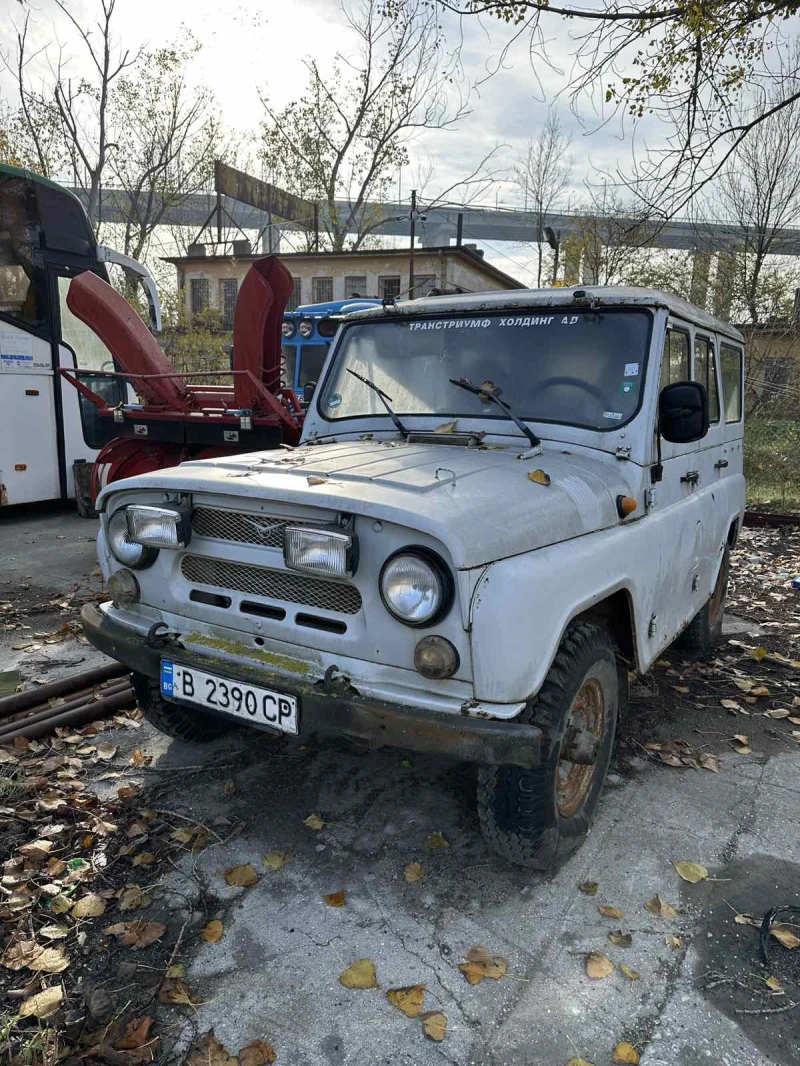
[160,661,298,734]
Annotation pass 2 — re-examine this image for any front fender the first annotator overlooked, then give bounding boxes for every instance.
[468,520,663,703]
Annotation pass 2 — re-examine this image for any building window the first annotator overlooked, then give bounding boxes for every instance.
[412,274,436,298]
[312,277,334,303]
[344,275,367,297]
[286,277,302,312]
[379,275,401,299]
[190,278,209,317]
[220,279,238,329]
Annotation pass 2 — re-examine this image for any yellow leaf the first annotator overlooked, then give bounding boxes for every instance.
[665,936,683,948]
[749,686,771,697]
[644,894,678,918]
[585,952,614,979]
[749,646,768,661]
[71,893,107,918]
[458,946,508,984]
[119,885,151,911]
[39,925,69,940]
[303,813,325,831]
[165,963,186,978]
[48,894,72,915]
[27,945,68,973]
[225,864,259,887]
[262,851,291,870]
[527,468,551,486]
[765,976,783,992]
[201,919,223,943]
[598,905,625,918]
[424,831,449,849]
[420,1010,447,1042]
[565,1060,596,1066]
[322,890,346,907]
[612,1041,640,1064]
[103,920,166,948]
[578,881,598,895]
[339,957,378,989]
[609,931,632,947]
[159,977,202,1005]
[18,985,64,1019]
[771,924,800,949]
[237,1039,277,1066]
[434,420,458,434]
[404,861,423,883]
[386,984,426,1017]
[619,962,640,980]
[673,861,708,884]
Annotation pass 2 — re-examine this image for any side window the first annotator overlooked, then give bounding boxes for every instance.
[0,176,46,329]
[660,328,689,390]
[693,335,720,423]
[720,344,743,423]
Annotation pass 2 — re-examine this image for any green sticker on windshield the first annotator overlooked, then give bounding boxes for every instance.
[619,380,635,395]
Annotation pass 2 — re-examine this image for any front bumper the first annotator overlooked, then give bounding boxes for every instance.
[82,604,542,769]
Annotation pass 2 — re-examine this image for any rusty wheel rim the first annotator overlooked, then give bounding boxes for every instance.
[556,677,605,818]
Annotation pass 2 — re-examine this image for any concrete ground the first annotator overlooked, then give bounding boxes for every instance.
[2,506,799,1065]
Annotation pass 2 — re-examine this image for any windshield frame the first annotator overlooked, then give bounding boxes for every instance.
[314,306,654,435]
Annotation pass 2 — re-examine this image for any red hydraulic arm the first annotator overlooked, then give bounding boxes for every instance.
[232,255,294,409]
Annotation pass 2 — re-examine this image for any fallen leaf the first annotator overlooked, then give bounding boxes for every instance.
[103,920,166,948]
[95,741,117,760]
[665,936,683,948]
[658,753,684,767]
[585,952,614,979]
[19,838,54,859]
[386,984,426,1017]
[420,1010,447,1042]
[598,905,625,919]
[434,420,458,434]
[339,958,378,989]
[749,646,769,661]
[237,1039,277,1066]
[608,931,632,947]
[303,813,325,831]
[200,919,224,943]
[39,924,69,940]
[734,913,760,927]
[223,780,236,796]
[18,984,64,1018]
[565,1060,596,1066]
[184,1029,237,1066]
[159,977,202,1005]
[699,753,720,773]
[48,893,72,915]
[765,976,784,992]
[771,924,800,949]
[322,891,346,907]
[262,851,291,870]
[2,940,41,970]
[27,945,68,973]
[404,861,423,883]
[458,945,508,984]
[115,1015,155,1054]
[720,699,743,712]
[225,864,259,886]
[644,895,679,918]
[612,1041,640,1064]
[72,893,107,918]
[119,885,151,911]
[749,686,771,698]
[732,734,749,746]
[578,880,598,895]
[132,852,156,866]
[764,708,790,719]
[528,468,551,486]
[619,963,640,980]
[673,861,709,884]
[424,831,449,849]
[306,475,327,486]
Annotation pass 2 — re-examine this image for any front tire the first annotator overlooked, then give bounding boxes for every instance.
[477,621,621,870]
[132,673,234,743]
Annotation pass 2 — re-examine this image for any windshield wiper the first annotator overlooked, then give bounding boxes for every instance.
[448,378,541,448]
[346,368,409,440]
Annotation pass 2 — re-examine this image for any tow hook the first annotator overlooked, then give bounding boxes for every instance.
[319,664,355,696]
[145,622,183,649]
[561,725,600,765]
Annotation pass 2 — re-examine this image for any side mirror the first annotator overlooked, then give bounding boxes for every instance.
[659,381,709,444]
[302,381,317,405]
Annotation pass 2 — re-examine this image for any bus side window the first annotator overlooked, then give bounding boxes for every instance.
[660,328,690,390]
[693,335,720,423]
[0,176,46,329]
[720,344,744,423]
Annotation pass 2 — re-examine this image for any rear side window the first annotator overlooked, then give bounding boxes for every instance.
[660,328,690,389]
[693,335,720,423]
[720,345,743,423]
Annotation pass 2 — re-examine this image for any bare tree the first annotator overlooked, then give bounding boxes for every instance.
[514,112,572,285]
[260,0,477,251]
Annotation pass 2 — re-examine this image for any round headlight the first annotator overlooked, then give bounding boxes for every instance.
[379,550,452,627]
[298,318,314,338]
[107,568,140,607]
[281,320,295,339]
[107,509,157,569]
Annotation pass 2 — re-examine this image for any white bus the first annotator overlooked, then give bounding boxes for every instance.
[0,163,160,508]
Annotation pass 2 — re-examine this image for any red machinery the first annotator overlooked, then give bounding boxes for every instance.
[60,256,303,497]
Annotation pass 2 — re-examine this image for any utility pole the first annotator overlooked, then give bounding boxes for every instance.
[409,188,416,298]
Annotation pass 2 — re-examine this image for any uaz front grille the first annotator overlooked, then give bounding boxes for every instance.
[192,507,318,549]
[181,554,362,615]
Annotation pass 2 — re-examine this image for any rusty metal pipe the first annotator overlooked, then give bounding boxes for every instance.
[0,663,126,719]
[0,680,132,739]
[6,689,136,741]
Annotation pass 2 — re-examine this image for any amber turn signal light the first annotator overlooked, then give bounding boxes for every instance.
[616,495,637,518]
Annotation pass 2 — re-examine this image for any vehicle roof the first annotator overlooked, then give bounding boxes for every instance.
[289,297,382,317]
[341,284,745,343]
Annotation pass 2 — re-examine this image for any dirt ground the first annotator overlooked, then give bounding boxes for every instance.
[1,511,800,1066]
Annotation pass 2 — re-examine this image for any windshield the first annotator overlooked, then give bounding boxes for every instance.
[318,309,651,432]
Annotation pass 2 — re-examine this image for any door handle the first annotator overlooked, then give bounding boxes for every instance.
[714,459,729,470]
[681,470,700,485]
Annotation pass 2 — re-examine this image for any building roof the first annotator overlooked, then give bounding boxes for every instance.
[341,284,746,342]
[164,245,525,290]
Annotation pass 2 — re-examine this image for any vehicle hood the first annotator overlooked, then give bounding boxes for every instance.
[100,440,634,569]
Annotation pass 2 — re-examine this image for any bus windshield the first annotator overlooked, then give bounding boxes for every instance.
[318,309,652,432]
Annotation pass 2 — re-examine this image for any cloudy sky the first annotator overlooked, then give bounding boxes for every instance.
[0,0,670,284]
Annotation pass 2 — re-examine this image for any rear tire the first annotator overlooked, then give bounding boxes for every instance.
[477,621,622,870]
[673,548,730,660]
[132,673,234,743]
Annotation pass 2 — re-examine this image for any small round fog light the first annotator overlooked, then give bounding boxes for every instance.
[414,635,459,679]
[107,568,140,607]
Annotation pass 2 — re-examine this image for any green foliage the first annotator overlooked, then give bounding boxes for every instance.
[745,418,800,510]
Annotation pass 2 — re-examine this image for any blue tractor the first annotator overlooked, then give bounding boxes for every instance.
[281,297,381,395]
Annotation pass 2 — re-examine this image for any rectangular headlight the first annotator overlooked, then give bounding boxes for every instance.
[284,527,356,578]
[127,504,191,550]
